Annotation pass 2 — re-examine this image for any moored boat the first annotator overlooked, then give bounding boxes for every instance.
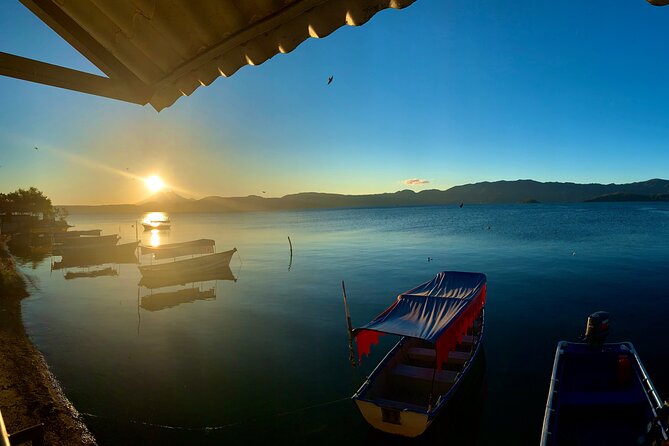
[60,234,119,247]
[541,312,669,445]
[138,265,236,289]
[138,247,237,279]
[54,229,102,240]
[351,271,487,437]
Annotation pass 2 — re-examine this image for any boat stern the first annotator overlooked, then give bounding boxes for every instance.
[353,397,430,437]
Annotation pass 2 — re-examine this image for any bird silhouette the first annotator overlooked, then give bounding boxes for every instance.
[327,76,333,85]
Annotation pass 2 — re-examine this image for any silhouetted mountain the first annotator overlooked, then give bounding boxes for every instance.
[62,179,669,214]
[585,193,669,202]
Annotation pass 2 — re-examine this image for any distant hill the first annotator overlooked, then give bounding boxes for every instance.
[585,193,669,202]
[62,179,669,214]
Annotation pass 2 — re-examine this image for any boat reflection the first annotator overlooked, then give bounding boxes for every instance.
[64,267,118,280]
[137,266,236,312]
[138,265,236,289]
[140,287,216,312]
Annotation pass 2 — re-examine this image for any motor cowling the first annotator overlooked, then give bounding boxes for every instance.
[584,311,610,347]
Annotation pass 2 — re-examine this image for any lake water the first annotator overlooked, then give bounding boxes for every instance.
[14,203,669,445]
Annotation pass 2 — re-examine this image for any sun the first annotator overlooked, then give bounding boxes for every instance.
[145,175,165,193]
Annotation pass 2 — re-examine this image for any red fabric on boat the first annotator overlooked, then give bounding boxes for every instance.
[355,329,383,362]
[353,272,486,364]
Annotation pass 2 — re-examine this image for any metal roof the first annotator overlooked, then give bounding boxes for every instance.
[0,0,415,111]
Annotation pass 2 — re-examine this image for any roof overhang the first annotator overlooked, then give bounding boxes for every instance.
[1,0,416,111]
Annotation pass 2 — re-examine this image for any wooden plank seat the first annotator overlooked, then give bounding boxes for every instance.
[408,337,476,361]
[447,351,471,365]
[393,364,458,383]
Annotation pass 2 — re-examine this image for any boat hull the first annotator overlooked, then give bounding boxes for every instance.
[353,310,485,437]
[138,249,237,278]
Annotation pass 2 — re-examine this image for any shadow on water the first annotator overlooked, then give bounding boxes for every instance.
[83,350,487,446]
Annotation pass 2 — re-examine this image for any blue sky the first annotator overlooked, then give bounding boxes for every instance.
[1,0,668,204]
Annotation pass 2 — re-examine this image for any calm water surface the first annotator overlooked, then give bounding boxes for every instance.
[16,203,669,445]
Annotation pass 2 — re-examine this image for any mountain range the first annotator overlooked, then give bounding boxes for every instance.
[62,179,669,214]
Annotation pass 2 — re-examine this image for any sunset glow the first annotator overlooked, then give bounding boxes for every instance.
[145,176,165,193]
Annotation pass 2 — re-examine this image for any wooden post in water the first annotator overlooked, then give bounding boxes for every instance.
[135,220,138,241]
[287,236,293,271]
[341,281,357,367]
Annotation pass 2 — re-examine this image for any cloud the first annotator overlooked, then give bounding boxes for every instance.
[403,178,430,185]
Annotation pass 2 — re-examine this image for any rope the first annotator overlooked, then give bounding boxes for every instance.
[80,396,350,432]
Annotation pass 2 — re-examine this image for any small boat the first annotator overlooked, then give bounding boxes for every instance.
[53,242,139,269]
[60,234,119,247]
[541,312,669,445]
[54,229,102,240]
[352,271,487,437]
[140,239,214,260]
[142,218,171,231]
[138,247,237,279]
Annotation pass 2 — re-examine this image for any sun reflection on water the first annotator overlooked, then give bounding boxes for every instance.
[150,229,161,247]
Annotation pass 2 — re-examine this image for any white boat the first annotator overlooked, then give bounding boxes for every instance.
[352,271,487,437]
[138,246,236,279]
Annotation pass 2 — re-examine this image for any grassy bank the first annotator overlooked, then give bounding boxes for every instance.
[0,235,96,445]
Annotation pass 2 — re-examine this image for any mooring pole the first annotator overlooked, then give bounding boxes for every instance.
[341,280,357,367]
[287,236,293,271]
[135,220,138,241]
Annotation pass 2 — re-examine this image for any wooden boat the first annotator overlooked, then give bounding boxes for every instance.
[541,312,669,445]
[52,242,139,269]
[352,271,487,437]
[138,247,237,279]
[54,229,102,239]
[60,234,119,247]
[138,265,236,289]
[141,239,214,259]
[140,287,216,311]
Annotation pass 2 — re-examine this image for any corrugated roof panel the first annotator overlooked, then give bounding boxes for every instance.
[16,0,416,110]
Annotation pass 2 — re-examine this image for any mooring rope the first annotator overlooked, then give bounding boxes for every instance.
[79,395,350,432]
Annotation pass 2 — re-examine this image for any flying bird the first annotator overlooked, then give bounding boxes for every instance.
[327,76,333,85]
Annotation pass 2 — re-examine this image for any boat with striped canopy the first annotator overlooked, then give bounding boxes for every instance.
[352,271,487,437]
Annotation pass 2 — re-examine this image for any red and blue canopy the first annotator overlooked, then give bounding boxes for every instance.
[354,271,487,367]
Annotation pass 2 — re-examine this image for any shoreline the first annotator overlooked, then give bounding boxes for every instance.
[0,236,96,445]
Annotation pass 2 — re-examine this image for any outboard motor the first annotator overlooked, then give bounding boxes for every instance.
[584,311,610,347]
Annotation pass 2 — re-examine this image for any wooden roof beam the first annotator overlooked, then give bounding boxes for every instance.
[0,52,151,105]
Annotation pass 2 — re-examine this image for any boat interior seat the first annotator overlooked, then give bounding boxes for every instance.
[446,351,471,366]
[559,390,648,406]
[393,364,457,384]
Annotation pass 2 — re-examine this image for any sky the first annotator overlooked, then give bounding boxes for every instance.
[1,0,668,205]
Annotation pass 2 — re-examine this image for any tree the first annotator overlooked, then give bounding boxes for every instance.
[0,187,54,217]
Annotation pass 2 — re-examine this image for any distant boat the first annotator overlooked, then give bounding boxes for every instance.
[142,220,171,231]
[53,241,139,269]
[138,245,237,280]
[60,234,119,247]
[140,239,214,260]
[54,229,102,239]
[540,312,669,445]
[352,271,487,437]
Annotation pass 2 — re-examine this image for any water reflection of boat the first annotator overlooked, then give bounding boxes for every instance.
[53,242,139,269]
[59,234,120,249]
[540,312,669,445]
[352,271,486,437]
[140,287,216,311]
[138,265,236,289]
[64,267,118,280]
